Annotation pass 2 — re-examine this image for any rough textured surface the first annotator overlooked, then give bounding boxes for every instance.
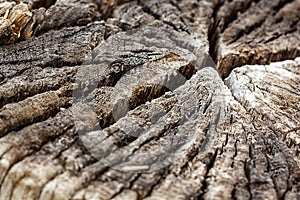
[0,0,300,200]
[0,1,32,44]
[213,0,300,77]
[0,21,119,81]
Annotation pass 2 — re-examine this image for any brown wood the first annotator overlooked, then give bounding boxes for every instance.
[0,0,299,199]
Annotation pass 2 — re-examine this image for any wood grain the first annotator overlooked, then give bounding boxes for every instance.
[0,0,299,199]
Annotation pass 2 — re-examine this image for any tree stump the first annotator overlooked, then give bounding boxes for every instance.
[0,0,299,199]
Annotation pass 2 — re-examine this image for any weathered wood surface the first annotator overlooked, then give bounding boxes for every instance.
[0,0,299,199]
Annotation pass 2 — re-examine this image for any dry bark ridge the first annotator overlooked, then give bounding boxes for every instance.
[0,0,300,200]
[213,0,300,77]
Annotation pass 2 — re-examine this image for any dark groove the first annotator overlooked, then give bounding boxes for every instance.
[142,169,169,199]
[141,6,160,20]
[197,148,219,199]
[231,139,238,168]
[272,0,294,14]
[228,0,294,45]
[208,1,225,68]
[0,70,77,109]
[231,186,237,200]
[263,28,297,44]
[0,90,72,138]
[139,1,190,34]
[220,0,258,33]
[245,146,253,200]
[31,0,57,9]
[108,174,141,200]
[0,125,75,190]
[228,18,265,45]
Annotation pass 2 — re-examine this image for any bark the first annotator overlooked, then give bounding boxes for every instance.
[0,0,299,200]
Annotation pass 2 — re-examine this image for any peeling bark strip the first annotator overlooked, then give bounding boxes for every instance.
[0,1,32,44]
[0,0,300,200]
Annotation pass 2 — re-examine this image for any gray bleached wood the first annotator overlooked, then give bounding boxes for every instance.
[0,0,300,199]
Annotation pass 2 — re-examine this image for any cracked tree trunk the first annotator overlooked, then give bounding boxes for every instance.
[0,0,299,200]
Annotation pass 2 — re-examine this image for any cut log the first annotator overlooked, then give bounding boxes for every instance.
[0,0,299,200]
